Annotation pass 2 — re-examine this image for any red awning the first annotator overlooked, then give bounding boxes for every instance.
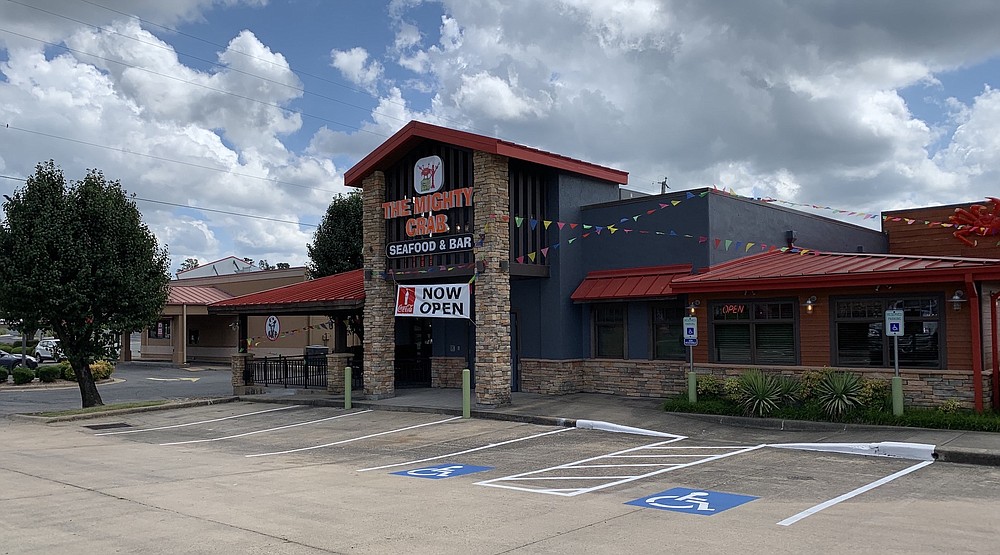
[209,269,365,314]
[571,265,693,302]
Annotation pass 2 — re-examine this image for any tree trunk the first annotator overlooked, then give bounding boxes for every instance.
[75,363,104,407]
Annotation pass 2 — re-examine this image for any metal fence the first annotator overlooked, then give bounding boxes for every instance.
[245,354,327,389]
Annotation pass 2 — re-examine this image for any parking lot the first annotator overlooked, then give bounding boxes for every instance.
[1,402,998,553]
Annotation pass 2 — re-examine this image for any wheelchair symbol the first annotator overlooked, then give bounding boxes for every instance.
[406,465,464,478]
[645,491,714,512]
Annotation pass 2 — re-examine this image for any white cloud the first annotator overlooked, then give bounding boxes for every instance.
[330,46,384,92]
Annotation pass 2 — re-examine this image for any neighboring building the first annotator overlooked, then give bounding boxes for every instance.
[176,256,260,280]
[142,265,316,363]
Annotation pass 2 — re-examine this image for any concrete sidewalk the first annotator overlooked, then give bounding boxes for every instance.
[240,387,1000,467]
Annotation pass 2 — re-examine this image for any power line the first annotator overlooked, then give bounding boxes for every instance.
[1,174,318,228]
[2,124,342,195]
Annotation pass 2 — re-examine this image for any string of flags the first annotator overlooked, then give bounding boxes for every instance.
[246,319,337,350]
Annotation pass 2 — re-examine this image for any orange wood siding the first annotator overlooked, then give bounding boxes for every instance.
[885,204,1000,258]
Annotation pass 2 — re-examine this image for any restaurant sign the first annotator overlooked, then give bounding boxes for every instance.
[381,155,475,239]
[395,284,472,319]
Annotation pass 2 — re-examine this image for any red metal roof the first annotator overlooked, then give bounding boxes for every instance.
[168,286,233,305]
[571,265,693,302]
[210,269,365,309]
[344,120,628,187]
[670,250,1000,293]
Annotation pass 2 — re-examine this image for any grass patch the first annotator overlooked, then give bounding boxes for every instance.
[34,400,170,417]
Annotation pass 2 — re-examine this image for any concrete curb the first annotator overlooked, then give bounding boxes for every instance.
[933,446,1000,466]
[11,396,240,423]
[671,411,911,433]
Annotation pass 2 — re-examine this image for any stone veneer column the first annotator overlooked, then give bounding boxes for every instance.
[362,171,395,399]
[473,151,512,407]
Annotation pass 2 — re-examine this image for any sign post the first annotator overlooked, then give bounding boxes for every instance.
[683,316,698,402]
[885,309,905,415]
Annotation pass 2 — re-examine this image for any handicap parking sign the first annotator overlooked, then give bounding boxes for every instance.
[392,463,493,480]
[626,487,757,516]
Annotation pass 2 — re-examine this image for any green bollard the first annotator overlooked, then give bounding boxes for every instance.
[344,366,352,410]
[462,368,471,419]
[891,376,903,416]
[688,372,697,403]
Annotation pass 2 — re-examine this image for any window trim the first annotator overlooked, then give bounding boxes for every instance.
[829,294,945,369]
[591,303,627,359]
[707,298,800,365]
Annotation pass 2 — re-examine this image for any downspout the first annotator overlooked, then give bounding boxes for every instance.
[992,290,1000,412]
[966,276,983,413]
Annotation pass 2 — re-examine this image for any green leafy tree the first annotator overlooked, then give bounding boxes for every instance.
[178,258,200,273]
[308,190,362,277]
[0,161,170,407]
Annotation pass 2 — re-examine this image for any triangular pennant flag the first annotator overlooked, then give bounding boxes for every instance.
[699,236,707,243]
[745,242,755,252]
[620,217,629,223]
[684,234,693,238]
[557,222,565,229]
[624,229,633,233]
[530,219,538,230]
[516,256,524,263]
[633,215,640,221]
[669,230,678,236]
[515,217,524,227]
[568,237,577,244]
[904,218,915,225]
[714,238,721,249]
[570,223,579,229]
[608,226,617,234]
[583,233,591,238]
[583,224,592,229]
[646,209,657,215]
[543,220,552,229]
[780,247,789,252]
[501,215,510,222]
[596,226,604,233]
[686,192,695,199]
[639,230,649,234]
[655,231,665,235]
[541,248,549,257]
[699,191,709,197]
[659,203,670,209]
[671,200,681,206]
[725,240,733,250]
[551,243,560,249]
[528,252,536,262]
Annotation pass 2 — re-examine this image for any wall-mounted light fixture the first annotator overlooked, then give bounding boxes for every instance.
[687,299,701,315]
[802,295,817,314]
[951,290,967,311]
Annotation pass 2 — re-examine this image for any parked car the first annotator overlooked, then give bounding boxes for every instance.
[0,350,38,370]
[33,338,62,362]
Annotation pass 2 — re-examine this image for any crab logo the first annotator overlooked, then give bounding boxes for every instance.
[414,155,444,194]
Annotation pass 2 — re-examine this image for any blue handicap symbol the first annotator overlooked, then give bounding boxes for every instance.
[392,463,493,480]
[686,327,695,335]
[890,323,900,332]
[626,487,757,516]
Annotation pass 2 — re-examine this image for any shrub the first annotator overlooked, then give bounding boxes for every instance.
[859,378,891,410]
[776,375,802,405]
[799,368,831,400]
[12,366,35,385]
[37,366,61,383]
[737,369,783,417]
[696,374,724,397]
[60,361,77,381]
[937,399,964,414]
[816,372,862,417]
[89,360,115,380]
[0,367,8,382]
[722,377,741,401]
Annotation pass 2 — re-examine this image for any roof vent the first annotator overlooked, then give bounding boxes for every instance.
[785,229,797,248]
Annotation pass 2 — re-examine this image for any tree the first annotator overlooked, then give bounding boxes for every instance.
[178,258,200,273]
[308,190,362,277]
[0,161,170,407]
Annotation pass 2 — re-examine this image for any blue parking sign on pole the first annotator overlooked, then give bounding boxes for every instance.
[626,487,757,516]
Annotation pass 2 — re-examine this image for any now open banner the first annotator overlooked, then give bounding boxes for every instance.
[395,284,472,319]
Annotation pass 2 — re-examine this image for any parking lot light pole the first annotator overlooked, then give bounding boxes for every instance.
[20,320,27,368]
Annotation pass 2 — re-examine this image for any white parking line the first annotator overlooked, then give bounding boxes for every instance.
[93,405,304,435]
[478,439,769,496]
[357,427,572,472]
[246,416,462,458]
[777,460,934,526]
[159,410,373,446]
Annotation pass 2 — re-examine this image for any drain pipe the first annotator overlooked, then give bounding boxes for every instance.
[967,277,984,413]
[992,290,1000,411]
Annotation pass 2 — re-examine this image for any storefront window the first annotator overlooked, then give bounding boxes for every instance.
[833,297,941,368]
[652,302,685,360]
[594,304,626,359]
[711,300,796,364]
[148,319,171,340]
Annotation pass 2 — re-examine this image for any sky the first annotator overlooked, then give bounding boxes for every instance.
[2,0,1000,275]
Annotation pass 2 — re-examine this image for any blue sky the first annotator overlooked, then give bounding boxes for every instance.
[2,1,1000,273]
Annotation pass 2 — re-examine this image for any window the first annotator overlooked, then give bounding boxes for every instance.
[651,302,685,360]
[711,300,796,364]
[148,319,171,340]
[593,304,626,358]
[833,297,942,369]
